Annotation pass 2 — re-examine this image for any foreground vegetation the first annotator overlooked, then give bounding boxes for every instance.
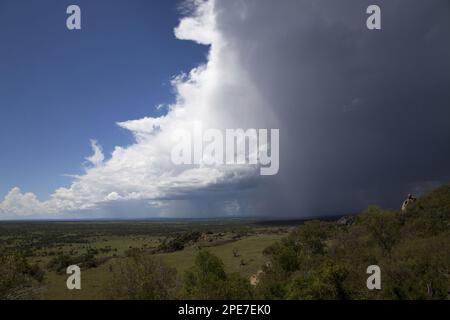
[259,185,450,299]
[1,184,449,300]
[0,219,291,299]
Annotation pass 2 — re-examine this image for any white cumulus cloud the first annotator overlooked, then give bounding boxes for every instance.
[0,0,272,219]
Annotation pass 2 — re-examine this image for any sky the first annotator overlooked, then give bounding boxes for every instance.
[0,0,449,220]
[0,0,207,200]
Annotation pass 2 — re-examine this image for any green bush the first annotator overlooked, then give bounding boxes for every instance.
[184,251,254,300]
[47,253,97,274]
[0,249,45,300]
[158,231,202,253]
[109,255,180,300]
[258,184,450,300]
[287,261,350,300]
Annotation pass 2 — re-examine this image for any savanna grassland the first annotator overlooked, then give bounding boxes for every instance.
[0,219,296,299]
[1,184,450,300]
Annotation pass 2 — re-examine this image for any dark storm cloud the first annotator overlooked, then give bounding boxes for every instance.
[213,0,450,215]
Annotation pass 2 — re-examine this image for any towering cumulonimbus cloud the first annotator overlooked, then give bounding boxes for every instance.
[1,0,450,219]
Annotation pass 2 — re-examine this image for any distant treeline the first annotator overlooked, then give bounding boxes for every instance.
[0,219,287,256]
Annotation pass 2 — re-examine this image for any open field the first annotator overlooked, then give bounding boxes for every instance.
[0,219,302,300]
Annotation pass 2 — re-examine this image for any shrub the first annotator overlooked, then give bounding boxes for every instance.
[0,250,44,299]
[109,255,180,300]
[184,251,254,300]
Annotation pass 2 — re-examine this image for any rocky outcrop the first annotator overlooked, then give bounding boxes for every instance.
[337,215,356,226]
[401,194,417,212]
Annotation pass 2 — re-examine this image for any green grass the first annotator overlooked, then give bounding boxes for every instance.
[39,233,284,300]
[0,219,303,300]
[156,234,284,276]
[42,260,114,300]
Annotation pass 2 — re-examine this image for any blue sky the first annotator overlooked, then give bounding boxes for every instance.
[0,0,207,200]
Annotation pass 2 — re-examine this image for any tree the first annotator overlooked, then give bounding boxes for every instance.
[287,261,350,300]
[184,251,254,299]
[0,250,44,300]
[359,206,400,256]
[383,235,450,300]
[109,255,180,300]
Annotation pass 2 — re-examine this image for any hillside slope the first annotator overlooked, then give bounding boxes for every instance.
[257,185,450,300]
